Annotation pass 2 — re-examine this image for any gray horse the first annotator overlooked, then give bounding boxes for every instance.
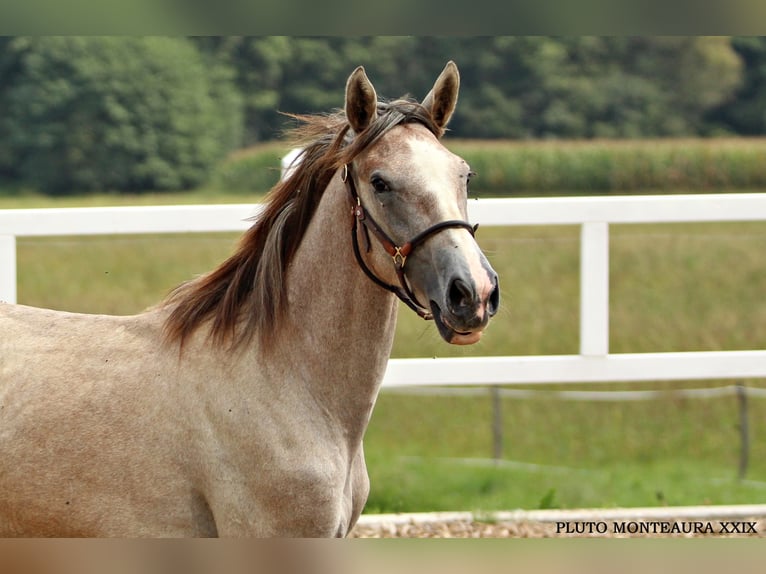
[0,61,499,537]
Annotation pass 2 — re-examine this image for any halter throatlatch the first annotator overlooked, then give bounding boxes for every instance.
[342,163,478,320]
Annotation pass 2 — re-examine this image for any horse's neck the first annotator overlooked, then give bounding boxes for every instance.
[271,172,398,436]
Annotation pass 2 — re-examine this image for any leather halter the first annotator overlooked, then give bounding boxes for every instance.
[342,163,478,320]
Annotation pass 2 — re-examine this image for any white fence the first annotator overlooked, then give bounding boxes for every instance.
[1,193,766,387]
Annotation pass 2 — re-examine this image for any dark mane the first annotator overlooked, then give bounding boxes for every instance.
[162,98,440,350]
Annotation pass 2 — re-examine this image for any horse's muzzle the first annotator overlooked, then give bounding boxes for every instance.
[430,270,499,345]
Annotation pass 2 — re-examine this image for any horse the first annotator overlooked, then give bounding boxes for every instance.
[0,61,499,537]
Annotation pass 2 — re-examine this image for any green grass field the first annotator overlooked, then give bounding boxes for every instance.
[5,192,766,513]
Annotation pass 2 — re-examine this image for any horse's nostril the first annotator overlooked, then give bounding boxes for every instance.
[487,278,500,317]
[448,277,473,313]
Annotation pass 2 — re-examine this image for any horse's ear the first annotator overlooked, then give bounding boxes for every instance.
[345,66,378,134]
[422,61,460,135]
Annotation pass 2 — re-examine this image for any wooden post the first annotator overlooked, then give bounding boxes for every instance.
[737,383,749,481]
[491,386,503,461]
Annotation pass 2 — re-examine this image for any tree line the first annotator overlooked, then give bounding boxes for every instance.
[1,36,765,195]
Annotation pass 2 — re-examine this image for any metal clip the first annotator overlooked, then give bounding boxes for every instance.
[392,247,407,268]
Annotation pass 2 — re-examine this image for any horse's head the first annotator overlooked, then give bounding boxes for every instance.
[343,61,500,345]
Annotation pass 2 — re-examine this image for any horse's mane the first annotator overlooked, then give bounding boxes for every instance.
[162,98,440,350]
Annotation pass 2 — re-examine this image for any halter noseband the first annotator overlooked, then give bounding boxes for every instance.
[342,163,478,320]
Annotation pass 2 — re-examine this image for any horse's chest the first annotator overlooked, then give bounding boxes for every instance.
[263,456,363,536]
[206,442,366,537]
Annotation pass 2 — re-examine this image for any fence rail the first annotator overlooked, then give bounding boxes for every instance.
[2,193,766,387]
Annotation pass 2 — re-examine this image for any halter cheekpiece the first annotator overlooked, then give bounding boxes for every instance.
[342,163,478,320]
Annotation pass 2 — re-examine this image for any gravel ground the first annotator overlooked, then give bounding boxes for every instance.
[350,519,560,538]
[350,511,766,538]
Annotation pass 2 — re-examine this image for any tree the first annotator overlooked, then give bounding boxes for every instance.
[193,36,293,145]
[0,36,243,194]
[475,37,744,139]
[708,36,766,135]
[0,36,753,196]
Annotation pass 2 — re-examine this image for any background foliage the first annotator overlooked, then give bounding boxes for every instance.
[194,36,749,143]
[1,36,766,194]
[0,36,242,194]
[207,138,766,196]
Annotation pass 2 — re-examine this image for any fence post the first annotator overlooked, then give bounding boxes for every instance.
[580,222,610,357]
[0,235,16,304]
[490,386,503,461]
[737,383,749,480]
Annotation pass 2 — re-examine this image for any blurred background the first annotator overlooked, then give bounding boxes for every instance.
[1,36,766,197]
[2,36,765,516]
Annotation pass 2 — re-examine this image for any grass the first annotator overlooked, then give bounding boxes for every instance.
[363,456,766,514]
[5,191,766,513]
[365,387,766,512]
[0,189,264,209]
[373,220,766,512]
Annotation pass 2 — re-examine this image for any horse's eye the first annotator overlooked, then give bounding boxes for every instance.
[371,176,390,193]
